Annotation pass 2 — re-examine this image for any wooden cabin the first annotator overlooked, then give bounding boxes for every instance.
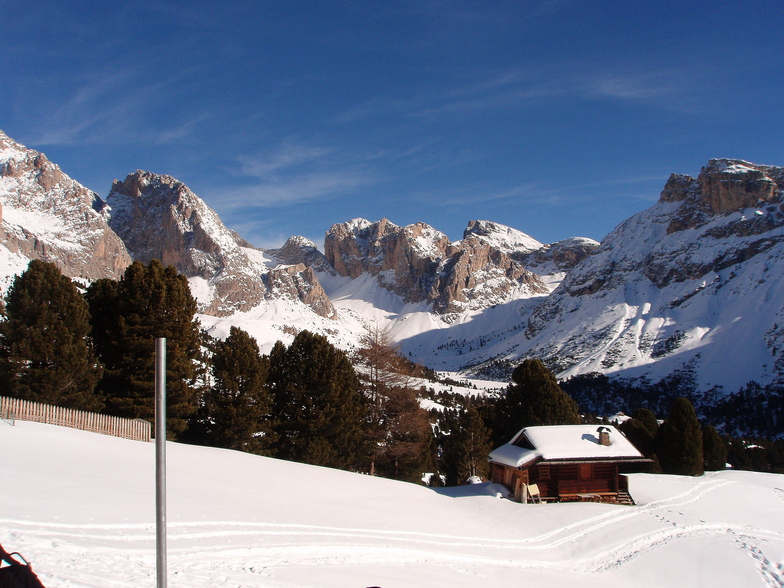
[488,425,648,504]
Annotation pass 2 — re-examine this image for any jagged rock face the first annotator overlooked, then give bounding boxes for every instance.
[433,234,549,314]
[664,160,784,234]
[324,218,447,282]
[515,237,600,273]
[108,171,246,274]
[266,264,336,318]
[268,236,336,276]
[0,130,131,290]
[324,218,549,314]
[106,170,268,316]
[106,170,338,319]
[523,158,784,392]
[699,160,781,214]
[463,219,598,276]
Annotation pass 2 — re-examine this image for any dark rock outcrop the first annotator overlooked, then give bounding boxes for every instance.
[106,170,267,316]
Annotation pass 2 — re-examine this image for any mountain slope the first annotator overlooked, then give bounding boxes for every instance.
[0,130,131,293]
[520,159,784,392]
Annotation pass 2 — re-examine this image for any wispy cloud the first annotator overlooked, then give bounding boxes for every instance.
[22,57,212,148]
[155,112,211,144]
[215,140,380,209]
[580,68,689,101]
[237,142,335,179]
[232,169,377,207]
[416,171,666,210]
[27,66,143,145]
[333,61,697,126]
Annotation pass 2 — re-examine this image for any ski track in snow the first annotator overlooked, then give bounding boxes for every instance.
[5,474,783,587]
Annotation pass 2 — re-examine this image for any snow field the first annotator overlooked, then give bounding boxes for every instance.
[2,421,783,587]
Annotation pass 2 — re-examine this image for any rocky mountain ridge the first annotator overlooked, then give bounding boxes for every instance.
[0,131,563,322]
[323,218,563,315]
[107,170,339,318]
[3,128,784,409]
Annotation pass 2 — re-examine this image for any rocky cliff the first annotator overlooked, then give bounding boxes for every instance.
[106,170,267,316]
[106,171,336,318]
[324,218,549,315]
[0,130,131,292]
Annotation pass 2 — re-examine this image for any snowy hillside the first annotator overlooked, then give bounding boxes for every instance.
[2,421,783,587]
[519,159,784,393]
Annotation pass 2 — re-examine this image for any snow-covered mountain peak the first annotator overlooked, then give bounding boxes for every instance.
[660,158,783,219]
[324,217,548,315]
[0,130,131,292]
[106,170,338,319]
[267,235,336,276]
[106,170,269,315]
[462,220,543,253]
[0,130,27,162]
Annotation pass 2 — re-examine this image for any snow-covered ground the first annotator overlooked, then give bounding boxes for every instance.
[2,421,783,587]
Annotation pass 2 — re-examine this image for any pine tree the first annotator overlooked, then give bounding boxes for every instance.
[656,397,703,476]
[702,425,727,471]
[268,331,367,470]
[193,327,273,454]
[0,260,103,411]
[492,359,580,444]
[451,405,492,483]
[86,260,203,437]
[619,408,659,457]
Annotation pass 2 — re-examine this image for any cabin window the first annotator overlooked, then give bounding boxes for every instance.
[538,464,551,479]
[579,464,592,480]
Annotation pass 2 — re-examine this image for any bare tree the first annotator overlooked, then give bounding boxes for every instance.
[354,324,431,481]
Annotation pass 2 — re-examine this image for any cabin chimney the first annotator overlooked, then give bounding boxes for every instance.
[597,426,611,446]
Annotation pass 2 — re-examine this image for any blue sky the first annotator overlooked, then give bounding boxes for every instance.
[3,1,783,248]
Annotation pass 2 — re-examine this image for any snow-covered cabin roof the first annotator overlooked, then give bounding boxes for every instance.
[488,425,644,469]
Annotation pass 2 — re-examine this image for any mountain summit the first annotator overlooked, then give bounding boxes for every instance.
[106,170,335,318]
[324,218,550,315]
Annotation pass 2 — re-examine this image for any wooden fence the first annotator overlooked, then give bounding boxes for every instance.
[0,396,151,442]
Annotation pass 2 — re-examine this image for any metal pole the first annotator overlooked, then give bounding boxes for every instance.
[155,338,167,588]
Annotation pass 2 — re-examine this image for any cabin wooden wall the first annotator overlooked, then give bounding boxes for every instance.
[491,461,622,501]
[491,463,528,496]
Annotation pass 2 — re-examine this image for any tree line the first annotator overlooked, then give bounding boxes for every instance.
[2,259,776,486]
[0,260,449,481]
